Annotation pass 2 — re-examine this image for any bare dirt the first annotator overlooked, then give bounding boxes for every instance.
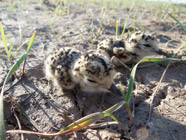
[1,1,186,140]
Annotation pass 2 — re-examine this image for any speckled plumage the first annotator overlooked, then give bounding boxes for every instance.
[45,48,115,94]
[45,47,81,90]
[72,51,115,93]
[97,31,167,66]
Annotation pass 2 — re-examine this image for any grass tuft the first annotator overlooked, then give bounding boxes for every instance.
[119,57,184,125]
[0,54,28,140]
[6,101,125,137]
[125,57,181,104]
[0,22,10,59]
[169,13,186,30]
[0,24,36,139]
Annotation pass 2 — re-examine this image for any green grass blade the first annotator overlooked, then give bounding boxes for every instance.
[0,22,10,58]
[126,75,134,103]
[120,23,128,38]
[119,82,127,101]
[0,96,6,140]
[103,113,124,129]
[0,53,28,140]
[104,100,125,114]
[49,22,56,35]
[5,35,14,52]
[5,54,28,85]
[120,0,135,38]
[9,43,15,52]
[6,97,125,137]
[26,31,36,54]
[59,112,105,133]
[136,23,145,30]
[120,14,130,38]
[126,58,180,103]
[116,20,119,38]
[133,8,136,32]
[13,40,28,55]
[59,101,125,134]
[169,13,186,30]
[22,31,36,76]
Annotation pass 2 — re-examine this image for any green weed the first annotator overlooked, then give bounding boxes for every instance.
[0,22,36,140]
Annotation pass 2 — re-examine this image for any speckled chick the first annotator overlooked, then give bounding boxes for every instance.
[45,48,116,94]
[124,31,167,63]
[97,38,132,66]
[45,47,81,90]
[97,31,167,66]
[72,51,115,93]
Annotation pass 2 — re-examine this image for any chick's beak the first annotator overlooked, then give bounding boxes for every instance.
[157,49,169,57]
[109,83,122,96]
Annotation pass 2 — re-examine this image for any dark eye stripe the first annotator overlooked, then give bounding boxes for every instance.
[88,79,97,83]
[144,44,151,48]
[97,57,108,69]
[142,34,146,39]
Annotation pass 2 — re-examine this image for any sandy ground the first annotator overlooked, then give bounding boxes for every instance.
[0,1,186,140]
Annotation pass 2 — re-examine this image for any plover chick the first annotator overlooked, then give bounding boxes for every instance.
[45,47,81,90]
[124,31,168,63]
[97,38,133,66]
[97,31,168,66]
[45,48,121,95]
[72,51,116,94]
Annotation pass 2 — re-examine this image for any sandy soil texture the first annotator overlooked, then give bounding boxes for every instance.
[1,1,186,140]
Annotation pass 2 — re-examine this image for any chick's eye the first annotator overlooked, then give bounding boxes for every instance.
[87,79,97,83]
[144,44,151,48]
